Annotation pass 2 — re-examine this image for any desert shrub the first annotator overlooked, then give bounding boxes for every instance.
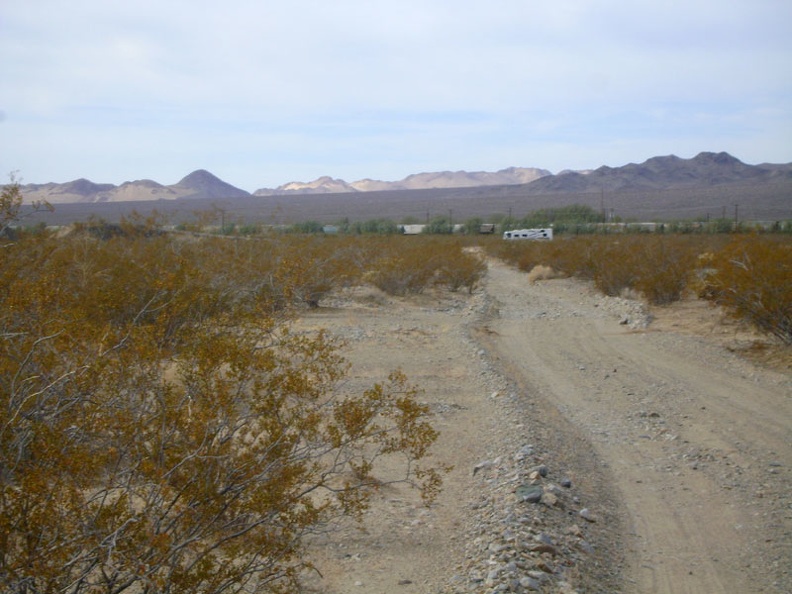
[462,216,484,235]
[288,220,325,234]
[521,236,700,304]
[1,174,53,238]
[0,177,24,236]
[360,237,487,295]
[583,238,640,297]
[269,235,357,307]
[493,236,597,283]
[364,238,439,295]
[434,244,488,293]
[483,236,589,280]
[487,234,790,324]
[517,204,603,228]
[0,232,445,593]
[568,236,701,303]
[365,254,423,295]
[424,216,453,234]
[347,218,400,235]
[510,243,546,274]
[264,234,490,302]
[481,237,521,265]
[702,236,792,344]
[535,240,590,278]
[486,235,709,305]
[630,237,701,304]
[483,239,545,273]
[237,223,262,235]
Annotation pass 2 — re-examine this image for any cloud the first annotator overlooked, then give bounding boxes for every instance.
[1,0,790,188]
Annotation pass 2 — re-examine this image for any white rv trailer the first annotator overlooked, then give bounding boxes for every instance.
[502,228,553,240]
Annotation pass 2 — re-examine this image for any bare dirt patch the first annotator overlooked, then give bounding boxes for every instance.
[297,262,791,593]
[648,295,792,374]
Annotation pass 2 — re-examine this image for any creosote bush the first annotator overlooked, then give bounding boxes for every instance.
[363,236,486,296]
[701,236,792,344]
[573,236,699,304]
[0,229,449,593]
[489,235,711,305]
[484,233,791,342]
[1,174,52,237]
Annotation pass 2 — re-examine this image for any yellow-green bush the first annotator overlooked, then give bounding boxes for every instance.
[363,239,438,295]
[436,247,487,294]
[484,232,791,341]
[484,238,560,275]
[0,230,447,593]
[703,236,792,344]
[489,236,706,304]
[360,236,486,296]
[630,237,701,305]
[578,236,699,304]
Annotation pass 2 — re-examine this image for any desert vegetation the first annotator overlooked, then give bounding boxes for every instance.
[1,193,488,592]
[486,233,792,345]
[0,203,496,592]
[1,174,52,238]
[699,236,792,345]
[166,202,792,239]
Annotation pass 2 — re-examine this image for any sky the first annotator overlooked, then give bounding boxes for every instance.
[2,0,791,192]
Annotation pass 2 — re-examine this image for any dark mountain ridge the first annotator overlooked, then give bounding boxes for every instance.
[170,169,251,200]
[526,152,790,194]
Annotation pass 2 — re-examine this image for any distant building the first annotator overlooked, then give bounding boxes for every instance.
[479,224,496,234]
[401,224,427,235]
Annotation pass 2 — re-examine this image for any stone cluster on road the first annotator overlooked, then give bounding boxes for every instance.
[434,291,629,593]
[446,446,604,593]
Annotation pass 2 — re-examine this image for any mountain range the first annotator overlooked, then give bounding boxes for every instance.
[20,169,250,205]
[257,167,553,195]
[17,152,792,205]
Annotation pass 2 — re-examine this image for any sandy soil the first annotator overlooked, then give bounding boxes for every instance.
[297,259,791,593]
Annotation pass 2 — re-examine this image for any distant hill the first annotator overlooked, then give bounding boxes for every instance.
[253,167,552,195]
[20,178,118,204]
[19,170,251,204]
[169,170,251,200]
[261,176,359,195]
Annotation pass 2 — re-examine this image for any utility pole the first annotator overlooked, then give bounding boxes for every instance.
[600,189,605,221]
[216,207,226,233]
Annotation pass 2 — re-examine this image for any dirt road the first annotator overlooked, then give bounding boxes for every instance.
[480,260,792,593]
[302,259,791,593]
